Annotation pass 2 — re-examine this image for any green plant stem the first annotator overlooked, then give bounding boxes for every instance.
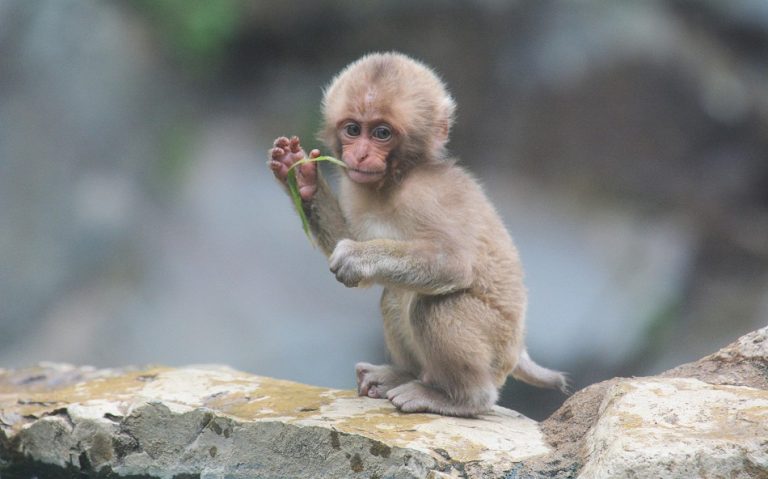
[285,156,347,245]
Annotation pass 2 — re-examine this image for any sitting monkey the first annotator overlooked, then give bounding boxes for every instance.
[269,52,566,417]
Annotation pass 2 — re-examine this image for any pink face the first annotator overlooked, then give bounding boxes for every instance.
[338,120,397,185]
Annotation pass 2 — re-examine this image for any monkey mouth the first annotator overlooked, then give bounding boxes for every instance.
[347,167,386,183]
[349,168,385,176]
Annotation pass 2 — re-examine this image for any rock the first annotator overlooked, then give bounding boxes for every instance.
[0,364,548,478]
[528,326,768,479]
[662,326,768,390]
[579,378,768,479]
[577,327,768,478]
[1,327,767,478]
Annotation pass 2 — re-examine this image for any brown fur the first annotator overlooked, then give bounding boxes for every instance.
[270,52,566,417]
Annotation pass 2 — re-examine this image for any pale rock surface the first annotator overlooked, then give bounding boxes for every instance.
[0,364,548,478]
[523,326,768,479]
[1,327,767,478]
[578,378,768,479]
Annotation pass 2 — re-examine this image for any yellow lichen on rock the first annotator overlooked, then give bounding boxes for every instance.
[0,364,550,478]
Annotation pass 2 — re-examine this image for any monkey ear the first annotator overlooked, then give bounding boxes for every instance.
[433,96,456,153]
[435,119,450,147]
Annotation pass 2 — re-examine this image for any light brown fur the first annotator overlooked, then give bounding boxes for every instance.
[269,52,566,417]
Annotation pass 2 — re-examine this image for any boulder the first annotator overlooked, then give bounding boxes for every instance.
[1,327,766,478]
[0,364,547,478]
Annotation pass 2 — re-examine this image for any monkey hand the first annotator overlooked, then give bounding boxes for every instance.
[268,136,318,201]
[329,239,374,288]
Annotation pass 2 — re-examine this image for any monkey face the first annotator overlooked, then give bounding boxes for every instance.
[338,120,397,185]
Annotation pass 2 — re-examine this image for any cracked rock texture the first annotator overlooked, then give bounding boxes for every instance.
[1,327,767,478]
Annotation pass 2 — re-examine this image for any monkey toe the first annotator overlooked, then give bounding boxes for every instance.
[387,382,429,409]
[355,362,373,373]
[357,383,369,397]
[388,388,431,413]
[355,362,374,382]
[359,379,385,398]
[357,375,373,396]
[357,362,409,398]
[367,385,386,399]
[387,381,473,415]
[395,399,431,413]
[356,369,379,397]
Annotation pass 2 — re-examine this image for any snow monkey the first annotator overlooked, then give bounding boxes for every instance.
[268,52,567,417]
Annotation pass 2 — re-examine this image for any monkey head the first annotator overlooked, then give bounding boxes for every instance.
[320,52,456,186]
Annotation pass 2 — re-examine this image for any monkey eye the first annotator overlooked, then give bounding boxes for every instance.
[372,125,392,141]
[343,122,361,137]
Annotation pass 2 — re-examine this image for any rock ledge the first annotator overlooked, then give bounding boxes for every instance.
[0,364,546,478]
[1,327,767,478]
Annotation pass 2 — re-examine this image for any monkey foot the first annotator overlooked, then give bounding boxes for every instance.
[387,380,492,418]
[355,362,413,399]
[386,381,444,413]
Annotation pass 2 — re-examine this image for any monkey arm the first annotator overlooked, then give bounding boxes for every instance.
[329,238,473,295]
[303,170,351,257]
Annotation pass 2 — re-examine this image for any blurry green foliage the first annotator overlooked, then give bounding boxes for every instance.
[148,122,198,197]
[133,0,245,69]
[635,296,684,365]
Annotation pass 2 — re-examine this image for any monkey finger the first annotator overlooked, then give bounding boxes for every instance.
[298,160,317,179]
[270,147,285,160]
[298,184,317,201]
[274,136,291,152]
[335,269,360,288]
[309,149,320,159]
[269,160,288,180]
[289,136,301,153]
[297,160,316,196]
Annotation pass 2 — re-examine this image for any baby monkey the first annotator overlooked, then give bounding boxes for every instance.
[269,52,566,417]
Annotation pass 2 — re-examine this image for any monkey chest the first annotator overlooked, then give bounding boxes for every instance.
[351,213,406,241]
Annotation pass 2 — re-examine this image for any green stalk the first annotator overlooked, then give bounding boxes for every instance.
[285,156,347,245]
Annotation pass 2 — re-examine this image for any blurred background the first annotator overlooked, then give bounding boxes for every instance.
[1,0,767,420]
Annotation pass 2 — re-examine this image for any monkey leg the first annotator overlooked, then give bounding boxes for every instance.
[381,288,422,371]
[387,293,501,417]
[354,288,422,399]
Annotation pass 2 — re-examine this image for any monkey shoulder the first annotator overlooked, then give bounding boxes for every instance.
[400,165,488,216]
[406,165,519,261]
[389,164,493,237]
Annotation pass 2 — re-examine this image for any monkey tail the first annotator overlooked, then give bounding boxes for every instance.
[511,350,570,394]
